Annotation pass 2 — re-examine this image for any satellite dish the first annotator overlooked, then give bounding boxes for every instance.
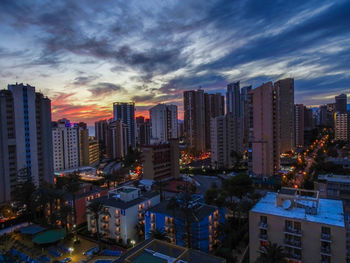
[282,199,292,210]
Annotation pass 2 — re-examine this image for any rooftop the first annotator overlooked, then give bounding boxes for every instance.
[148,199,217,222]
[93,191,159,210]
[114,239,225,263]
[318,174,350,183]
[251,191,345,227]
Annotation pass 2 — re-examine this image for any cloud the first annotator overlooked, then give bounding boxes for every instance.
[89,82,125,97]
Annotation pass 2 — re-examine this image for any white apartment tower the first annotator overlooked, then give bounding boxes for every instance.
[149,104,178,144]
[52,119,80,171]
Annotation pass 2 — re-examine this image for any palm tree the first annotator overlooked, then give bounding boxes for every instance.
[257,242,287,263]
[15,180,36,223]
[103,173,115,189]
[153,180,168,201]
[149,228,169,242]
[64,172,81,227]
[57,204,73,232]
[135,221,145,241]
[86,201,105,249]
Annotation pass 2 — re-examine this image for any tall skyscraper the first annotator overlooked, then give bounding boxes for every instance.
[295,104,304,147]
[7,83,53,185]
[113,102,136,148]
[95,119,108,148]
[0,84,53,202]
[335,94,347,114]
[184,89,206,153]
[211,113,242,168]
[0,90,17,203]
[334,112,350,141]
[226,81,240,116]
[149,104,178,144]
[52,119,80,171]
[204,93,225,149]
[240,85,252,147]
[106,119,128,159]
[250,82,280,177]
[274,78,295,153]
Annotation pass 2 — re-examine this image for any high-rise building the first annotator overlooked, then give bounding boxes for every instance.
[78,122,90,166]
[106,119,128,160]
[1,84,53,202]
[136,116,150,146]
[0,90,17,203]
[204,93,225,149]
[8,83,53,185]
[184,89,206,153]
[88,139,100,165]
[334,112,350,141]
[113,102,136,148]
[295,104,304,147]
[52,119,80,171]
[304,107,314,129]
[149,104,178,144]
[226,81,240,116]
[250,82,280,177]
[274,78,295,153]
[241,85,252,147]
[211,113,242,169]
[249,188,346,263]
[335,94,347,114]
[141,139,180,181]
[95,119,108,148]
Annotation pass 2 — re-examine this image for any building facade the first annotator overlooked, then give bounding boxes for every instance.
[211,113,242,169]
[226,81,240,116]
[145,199,225,253]
[275,78,295,153]
[136,117,151,146]
[250,82,280,177]
[249,188,346,263]
[335,94,347,114]
[334,113,350,141]
[52,119,80,171]
[149,104,178,144]
[141,139,179,181]
[106,119,128,160]
[184,89,206,153]
[204,93,225,150]
[87,187,160,245]
[113,102,136,148]
[295,104,304,147]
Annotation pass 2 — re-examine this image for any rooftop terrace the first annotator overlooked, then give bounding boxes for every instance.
[251,188,345,227]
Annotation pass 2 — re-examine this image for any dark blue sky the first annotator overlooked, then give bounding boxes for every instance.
[0,0,349,122]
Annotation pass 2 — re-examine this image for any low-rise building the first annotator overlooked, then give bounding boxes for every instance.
[249,188,346,263]
[141,139,179,181]
[145,199,225,253]
[87,186,160,245]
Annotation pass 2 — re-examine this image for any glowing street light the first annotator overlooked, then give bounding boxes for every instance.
[130,240,136,247]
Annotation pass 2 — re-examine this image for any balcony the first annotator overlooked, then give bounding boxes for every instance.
[115,213,120,218]
[165,220,174,227]
[100,217,109,223]
[320,233,331,242]
[115,220,120,226]
[284,239,302,249]
[320,246,331,256]
[259,233,268,241]
[259,222,268,230]
[258,246,267,254]
[284,227,302,236]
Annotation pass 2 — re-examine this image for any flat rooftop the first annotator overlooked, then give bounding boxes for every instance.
[318,174,350,183]
[251,192,345,227]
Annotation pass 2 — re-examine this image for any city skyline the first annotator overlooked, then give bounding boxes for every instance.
[0,0,350,124]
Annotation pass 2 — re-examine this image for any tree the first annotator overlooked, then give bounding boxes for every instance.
[15,181,36,223]
[64,172,81,227]
[257,242,287,263]
[103,173,115,189]
[223,173,253,201]
[149,228,169,241]
[204,188,227,208]
[230,150,243,170]
[86,201,105,249]
[135,221,145,241]
[153,180,168,201]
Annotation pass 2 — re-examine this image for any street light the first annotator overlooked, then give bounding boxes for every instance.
[68,247,74,255]
[130,240,136,247]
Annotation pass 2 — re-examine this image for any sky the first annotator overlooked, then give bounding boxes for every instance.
[0,0,349,124]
